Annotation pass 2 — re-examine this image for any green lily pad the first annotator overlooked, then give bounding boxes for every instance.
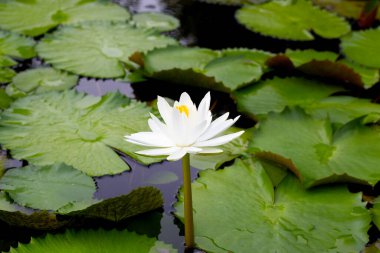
[0,88,12,109]
[0,68,16,83]
[0,0,131,37]
[10,229,177,253]
[372,197,380,230]
[222,48,274,69]
[58,187,163,222]
[251,107,380,187]
[233,77,344,119]
[307,96,380,125]
[267,49,380,89]
[236,0,351,40]
[143,46,265,91]
[6,68,78,98]
[175,158,370,253]
[0,30,36,61]
[341,28,380,68]
[0,90,161,176]
[191,127,252,170]
[133,12,180,32]
[0,163,96,210]
[37,22,177,78]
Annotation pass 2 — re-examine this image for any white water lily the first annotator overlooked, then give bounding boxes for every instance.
[125,92,244,161]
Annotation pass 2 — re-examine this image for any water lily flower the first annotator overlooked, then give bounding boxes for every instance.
[125,92,244,161]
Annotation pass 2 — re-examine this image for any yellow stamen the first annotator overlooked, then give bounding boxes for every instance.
[176,105,189,117]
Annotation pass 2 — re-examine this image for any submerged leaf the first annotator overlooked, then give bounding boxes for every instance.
[0,163,96,210]
[6,68,78,97]
[175,158,370,253]
[10,229,177,253]
[37,22,177,78]
[133,12,180,32]
[0,91,161,176]
[341,27,380,68]
[236,0,351,40]
[0,0,131,36]
[252,107,380,187]
[233,77,344,119]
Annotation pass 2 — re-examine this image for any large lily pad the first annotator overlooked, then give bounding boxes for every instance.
[0,163,95,210]
[133,12,180,32]
[267,49,380,88]
[37,22,177,78]
[233,77,344,119]
[142,46,267,91]
[6,68,78,98]
[0,91,161,176]
[175,158,370,253]
[251,107,380,187]
[0,30,35,62]
[10,229,177,253]
[0,88,12,109]
[0,68,16,83]
[341,28,380,68]
[0,0,131,37]
[190,127,252,170]
[236,0,351,40]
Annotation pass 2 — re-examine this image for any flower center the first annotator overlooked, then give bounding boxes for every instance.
[176,105,189,117]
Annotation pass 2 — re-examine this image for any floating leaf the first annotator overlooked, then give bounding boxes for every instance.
[6,68,78,98]
[0,30,36,61]
[222,48,274,69]
[233,77,344,119]
[0,163,95,210]
[37,22,177,78]
[143,46,265,91]
[0,0,131,37]
[0,91,161,176]
[341,28,380,68]
[10,229,177,253]
[175,158,370,253]
[236,0,351,40]
[133,12,180,32]
[59,187,163,222]
[0,88,12,109]
[251,107,380,187]
[267,49,380,88]
[373,197,380,230]
[0,67,16,84]
[307,96,380,125]
[190,127,252,170]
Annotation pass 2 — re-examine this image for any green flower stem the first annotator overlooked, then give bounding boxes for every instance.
[182,153,195,249]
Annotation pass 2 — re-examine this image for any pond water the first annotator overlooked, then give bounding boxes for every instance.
[1,0,380,252]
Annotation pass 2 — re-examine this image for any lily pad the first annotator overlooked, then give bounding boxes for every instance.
[0,88,12,109]
[236,0,351,40]
[0,0,131,37]
[233,77,344,119]
[0,90,161,176]
[6,68,78,98]
[190,127,252,170]
[0,30,36,61]
[10,229,177,253]
[142,46,265,91]
[0,68,16,83]
[251,107,380,187]
[0,163,96,210]
[341,28,380,68]
[133,12,180,32]
[37,22,177,78]
[175,158,370,253]
[267,49,380,88]
[58,187,163,222]
[372,197,380,230]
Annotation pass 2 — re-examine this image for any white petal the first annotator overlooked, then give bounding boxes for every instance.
[195,131,244,147]
[197,92,211,119]
[198,113,231,141]
[179,92,193,106]
[157,96,173,126]
[148,113,170,137]
[186,147,203,154]
[199,116,240,142]
[136,147,180,156]
[197,148,223,154]
[167,148,187,161]
[126,132,174,147]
